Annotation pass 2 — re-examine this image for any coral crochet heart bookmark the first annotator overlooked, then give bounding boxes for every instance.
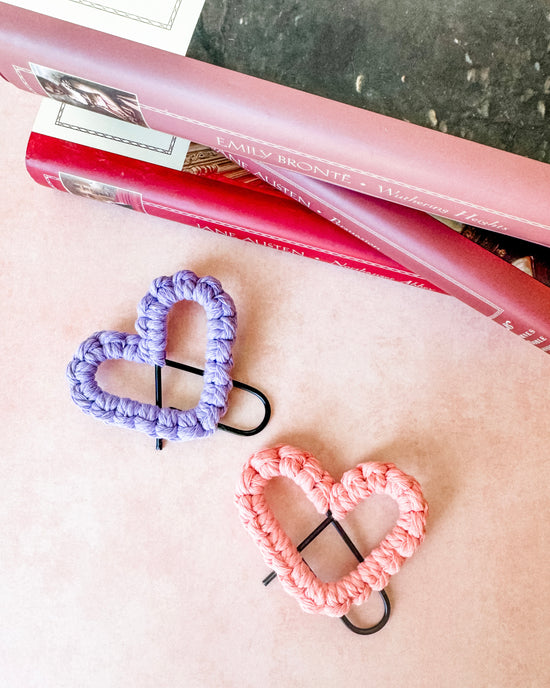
[234,445,428,635]
[67,270,270,447]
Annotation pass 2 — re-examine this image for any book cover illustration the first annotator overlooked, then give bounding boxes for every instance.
[30,63,149,127]
[58,172,145,212]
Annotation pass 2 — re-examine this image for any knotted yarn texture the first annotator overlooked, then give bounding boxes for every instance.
[234,445,428,617]
[66,270,237,441]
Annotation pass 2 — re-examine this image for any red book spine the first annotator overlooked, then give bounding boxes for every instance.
[1,3,550,247]
[24,132,441,292]
[231,154,550,354]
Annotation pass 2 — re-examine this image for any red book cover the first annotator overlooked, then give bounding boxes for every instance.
[230,154,550,355]
[1,2,550,247]
[24,129,440,292]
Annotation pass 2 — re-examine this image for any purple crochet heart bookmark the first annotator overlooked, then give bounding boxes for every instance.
[67,270,270,447]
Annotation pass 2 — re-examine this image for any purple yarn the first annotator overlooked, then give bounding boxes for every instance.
[66,270,237,440]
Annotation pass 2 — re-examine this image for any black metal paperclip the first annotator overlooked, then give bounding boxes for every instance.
[262,510,391,635]
[154,360,271,450]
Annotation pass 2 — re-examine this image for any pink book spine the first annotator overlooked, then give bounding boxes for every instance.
[25,132,441,291]
[231,154,550,354]
[1,3,550,247]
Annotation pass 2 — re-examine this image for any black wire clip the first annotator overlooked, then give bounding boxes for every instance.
[262,510,391,635]
[154,360,271,450]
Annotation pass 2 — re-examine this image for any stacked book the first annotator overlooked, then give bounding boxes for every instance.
[2,1,550,352]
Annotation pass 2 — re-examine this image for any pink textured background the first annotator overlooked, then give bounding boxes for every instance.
[1,79,549,687]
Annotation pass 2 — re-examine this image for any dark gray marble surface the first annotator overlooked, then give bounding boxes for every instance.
[188,0,550,162]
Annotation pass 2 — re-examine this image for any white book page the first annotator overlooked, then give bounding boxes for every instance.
[33,98,191,169]
[5,0,205,55]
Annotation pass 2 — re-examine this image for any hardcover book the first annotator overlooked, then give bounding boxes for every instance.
[26,98,439,292]
[229,153,550,354]
[1,1,550,246]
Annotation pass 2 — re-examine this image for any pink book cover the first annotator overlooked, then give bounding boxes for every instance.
[1,2,550,247]
[24,129,441,291]
[231,153,550,355]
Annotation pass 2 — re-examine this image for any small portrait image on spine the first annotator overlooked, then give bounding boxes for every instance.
[30,63,149,127]
[59,172,145,212]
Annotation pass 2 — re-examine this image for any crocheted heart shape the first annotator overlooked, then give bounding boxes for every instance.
[67,270,237,441]
[235,445,428,617]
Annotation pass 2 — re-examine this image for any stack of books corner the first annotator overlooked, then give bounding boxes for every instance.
[2,0,550,353]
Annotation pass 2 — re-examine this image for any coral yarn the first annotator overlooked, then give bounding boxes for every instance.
[234,445,428,617]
